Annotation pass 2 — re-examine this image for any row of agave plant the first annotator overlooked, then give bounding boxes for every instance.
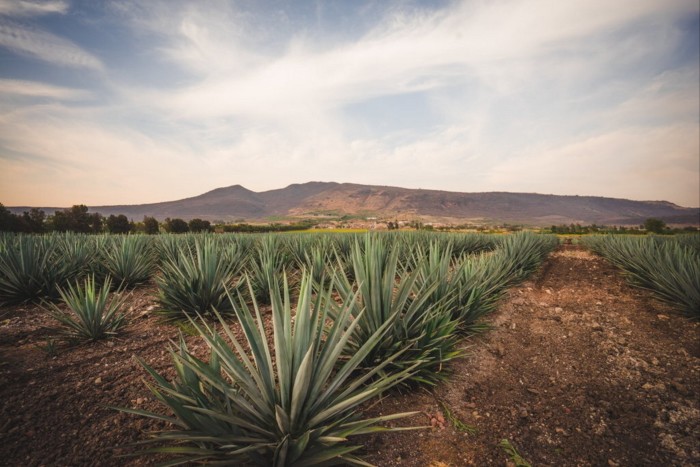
[0,233,155,304]
[0,231,496,306]
[0,231,557,465]
[128,232,558,465]
[581,234,700,319]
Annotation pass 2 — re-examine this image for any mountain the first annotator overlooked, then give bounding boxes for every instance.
[89,184,268,220]
[8,182,699,226]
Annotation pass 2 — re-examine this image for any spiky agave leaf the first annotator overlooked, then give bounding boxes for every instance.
[0,235,57,304]
[55,232,98,282]
[454,233,556,330]
[45,274,127,341]
[297,245,333,290]
[334,234,461,386]
[452,252,508,329]
[494,232,558,287]
[121,271,420,466]
[448,232,499,258]
[0,233,94,305]
[101,235,156,288]
[156,237,243,321]
[410,240,457,308]
[583,235,700,318]
[246,235,285,305]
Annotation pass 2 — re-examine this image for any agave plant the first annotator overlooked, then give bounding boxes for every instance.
[0,234,89,304]
[492,232,558,288]
[56,232,98,280]
[294,244,333,290]
[155,234,187,265]
[330,234,355,265]
[334,234,461,385]
[410,240,461,310]
[121,272,419,465]
[100,235,156,288]
[284,234,310,270]
[644,241,700,317]
[449,232,499,258]
[583,235,699,318]
[674,234,700,255]
[247,235,285,305]
[0,235,56,304]
[446,233,556,332]
[453,252,511,330]
[45,275,127,341]
[156,238,243,321]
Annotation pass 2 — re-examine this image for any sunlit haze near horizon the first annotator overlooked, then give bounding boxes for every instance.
[0,0,698,207]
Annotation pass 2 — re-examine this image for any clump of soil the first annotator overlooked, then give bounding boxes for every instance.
[0,245,698,466]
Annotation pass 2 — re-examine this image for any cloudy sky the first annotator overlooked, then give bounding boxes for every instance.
[0,0,698,207]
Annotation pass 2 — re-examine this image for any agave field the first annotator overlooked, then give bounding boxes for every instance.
[581,234,700,319]
[0,231,700,466]
[0,230,698,465]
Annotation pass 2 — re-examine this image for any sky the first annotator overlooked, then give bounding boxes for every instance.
[0,0,698,208]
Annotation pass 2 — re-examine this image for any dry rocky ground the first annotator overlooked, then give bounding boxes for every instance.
[0,245,698,466]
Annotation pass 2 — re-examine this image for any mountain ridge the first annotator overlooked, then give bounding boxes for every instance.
[7,181,699,226]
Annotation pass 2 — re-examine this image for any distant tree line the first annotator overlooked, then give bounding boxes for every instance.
[0,203,162,234]
[221,221,315,233]
[163,217,212,233]
[548,218,697,235]
[4,205,695,236]
[0,203,229,234]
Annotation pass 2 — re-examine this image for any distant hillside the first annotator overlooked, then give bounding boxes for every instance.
[8,182,699,226]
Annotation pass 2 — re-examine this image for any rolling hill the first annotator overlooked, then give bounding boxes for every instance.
[8,182,699,226]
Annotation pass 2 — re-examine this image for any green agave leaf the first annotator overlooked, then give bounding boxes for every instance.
[122,268,422,465]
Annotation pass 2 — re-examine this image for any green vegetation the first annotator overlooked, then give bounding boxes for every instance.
[49,205,104,233]
[122,273,419,465]
[548,219,697,235]
[0,204,46,233]
[440,401,477,434]
[156,237,243,321]
[3,207,700,465]
[496,232,559,287]
[643,217,667,234]
[105,214,133,234]
[45,275,127,341]
[0,229,561,464]
[582,235,700,318]
[246,235,285,304]
[36,338,59,357]
[163,217,190,233]
[221,220,316,233]
[499,439,532,467]
[142,216,159,234]
[188,218,212,232]
[334,234,461,385]
[100,235,156,288]
[0,233,94,304]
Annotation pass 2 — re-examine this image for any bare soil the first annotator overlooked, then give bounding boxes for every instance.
[0,245,698,466]
[363,246,700,466]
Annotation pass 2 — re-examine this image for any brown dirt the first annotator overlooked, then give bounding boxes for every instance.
[0,245,698,466]
[362,245,700,466]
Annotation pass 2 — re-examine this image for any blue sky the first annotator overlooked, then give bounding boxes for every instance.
[0,0,698,207]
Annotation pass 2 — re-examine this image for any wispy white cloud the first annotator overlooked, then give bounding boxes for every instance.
[133,0,696,122]
[487,124,700,205]
[0,0,68,17]
[0,0,698,208]
[0,21,103,70]
[0,79,88,99]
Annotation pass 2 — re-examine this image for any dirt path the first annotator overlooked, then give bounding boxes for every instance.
[364,245,700,466]
[0,245,698,466]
